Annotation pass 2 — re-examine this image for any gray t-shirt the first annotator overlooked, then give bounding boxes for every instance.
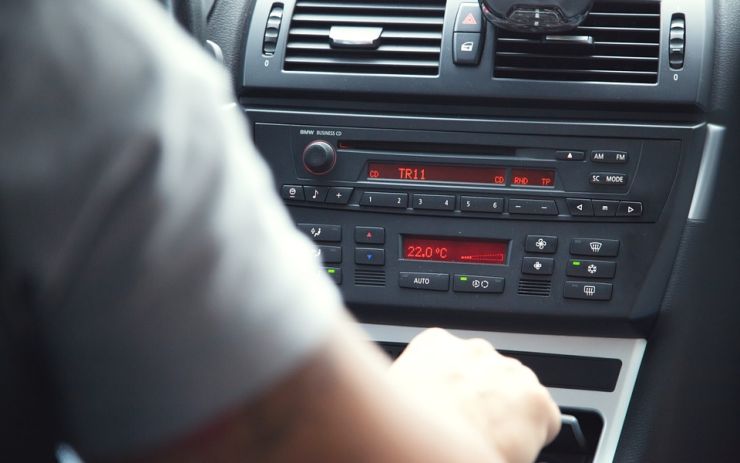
[0,0,342,459]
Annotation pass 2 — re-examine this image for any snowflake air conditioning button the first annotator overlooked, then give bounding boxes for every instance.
[566,259,616,279]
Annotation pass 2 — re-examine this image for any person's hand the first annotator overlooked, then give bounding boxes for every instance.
[388,328,561,463]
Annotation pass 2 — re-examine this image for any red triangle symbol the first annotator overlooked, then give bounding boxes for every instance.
[462,13,478,25]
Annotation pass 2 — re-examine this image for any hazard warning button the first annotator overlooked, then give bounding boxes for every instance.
[455,3,484,33]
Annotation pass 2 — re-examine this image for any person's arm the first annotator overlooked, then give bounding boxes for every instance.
[110,321,560,463]
[1,1,558,461]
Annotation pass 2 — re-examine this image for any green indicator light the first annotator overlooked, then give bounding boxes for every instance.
[327,269,336,274]
[572,261,582,267]
[460,276,468,281]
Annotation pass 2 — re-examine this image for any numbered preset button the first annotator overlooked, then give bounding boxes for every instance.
[360,192,408,208]
[412,194,455,211]
[460,196,504,213]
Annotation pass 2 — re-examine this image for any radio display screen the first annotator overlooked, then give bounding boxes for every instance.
[511,169,556,187]
[368,162,506,185]
[403,236,508,265]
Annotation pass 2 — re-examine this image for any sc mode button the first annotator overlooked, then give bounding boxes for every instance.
[453,275,505,294]
[399,272,449,291]
[590,172,627,186]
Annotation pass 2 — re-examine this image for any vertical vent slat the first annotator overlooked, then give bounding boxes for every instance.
[494,0,661,84]
[284,0,445,76]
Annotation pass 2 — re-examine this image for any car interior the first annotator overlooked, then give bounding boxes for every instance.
[59,0,740,462]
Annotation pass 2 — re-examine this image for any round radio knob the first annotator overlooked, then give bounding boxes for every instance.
[302,140,336,175]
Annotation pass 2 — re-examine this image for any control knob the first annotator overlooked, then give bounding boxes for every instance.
[302,140,336,175]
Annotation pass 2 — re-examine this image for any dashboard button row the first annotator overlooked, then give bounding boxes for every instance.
[283,185,354,204]
[557,150,628,163]
[286,186,642,218]
[400,272,505,294]
[567,198,643,217]
[565,238,619,300]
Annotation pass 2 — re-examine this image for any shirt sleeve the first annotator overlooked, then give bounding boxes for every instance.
[0,0,344,458]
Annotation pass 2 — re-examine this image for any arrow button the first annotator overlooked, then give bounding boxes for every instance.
[566,198,594,216]
[556,150,585,161]
[617,201,643,217]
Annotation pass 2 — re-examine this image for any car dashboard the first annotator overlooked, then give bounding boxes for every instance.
[175,0,739,461]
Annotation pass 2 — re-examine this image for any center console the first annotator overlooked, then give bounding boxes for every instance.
[241,0,714,461]
[252,115,704,336]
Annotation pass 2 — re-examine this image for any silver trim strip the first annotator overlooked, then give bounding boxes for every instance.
[329,26,383,49]
[689,124,726,221]
[362,323,646,463]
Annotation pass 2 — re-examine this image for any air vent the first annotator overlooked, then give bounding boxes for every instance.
[284,0,446,76]
[354,269,386,286]
[494,1,660,84]
[518,279,552,297]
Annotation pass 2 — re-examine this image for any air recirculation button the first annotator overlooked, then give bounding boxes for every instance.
[262,4,284,56]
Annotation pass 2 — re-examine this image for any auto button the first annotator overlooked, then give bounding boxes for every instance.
[400,272,449,291]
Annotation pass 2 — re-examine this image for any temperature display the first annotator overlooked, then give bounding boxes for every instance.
[511,169,556,187]
[403,236,508,265]
[368,162,506,185]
